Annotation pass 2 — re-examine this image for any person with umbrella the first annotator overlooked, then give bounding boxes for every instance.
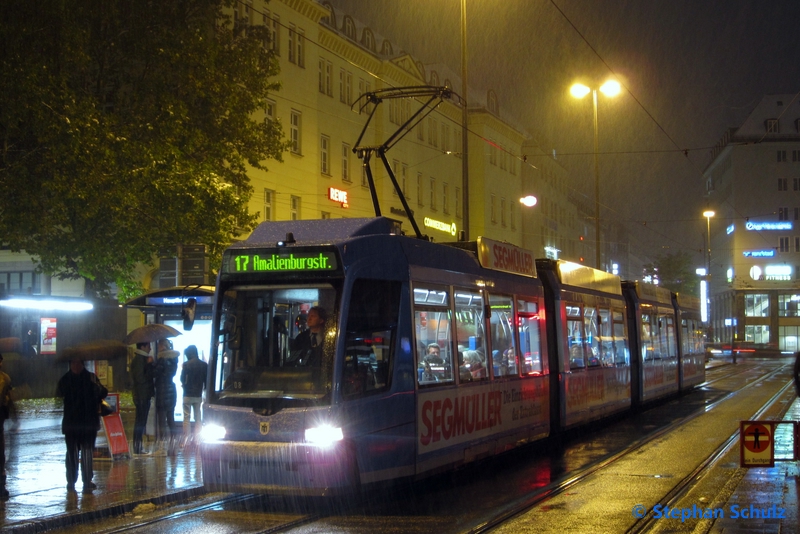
[154,339,179,456]
[130,342,155,455]
[125,324,181,455]
[56,358,108,494]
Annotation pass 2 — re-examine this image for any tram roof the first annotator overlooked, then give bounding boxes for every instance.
[234,217,403,248]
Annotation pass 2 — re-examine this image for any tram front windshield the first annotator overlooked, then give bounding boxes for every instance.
[212,283,339,407]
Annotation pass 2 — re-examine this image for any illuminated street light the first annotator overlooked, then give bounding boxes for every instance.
[703,210,715,333]
[570,80,621,270]
[520,195,538,207]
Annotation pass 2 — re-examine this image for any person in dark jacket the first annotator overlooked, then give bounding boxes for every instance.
[180,345,207,444]
[154,339,179,455]
[130,342,155,454]
[56,359,107,494]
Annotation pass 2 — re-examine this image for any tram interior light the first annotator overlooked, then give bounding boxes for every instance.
[199,423,226,442]
[305,424,343,447]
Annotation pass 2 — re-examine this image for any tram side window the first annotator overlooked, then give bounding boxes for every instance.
[663,314,677,358]
[455,288,487,383]
[613,309,629,366]
[584,306,601,367]
[518,298,543,375]
[489,294,516,377]
[566,305,586,369]
[342,279,401,398]
[597,308,613,366]
[414,286,454,386]
[641,310,655,361]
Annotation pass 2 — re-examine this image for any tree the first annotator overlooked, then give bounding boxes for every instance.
[645,250,699,296]
[0,0,287,298]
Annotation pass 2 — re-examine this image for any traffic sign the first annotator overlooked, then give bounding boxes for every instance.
[740,421,774,467]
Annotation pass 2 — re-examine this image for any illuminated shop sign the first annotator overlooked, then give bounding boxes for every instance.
[749,264,793,281]
[726,224,734,234]
[745,221,792,231]
[146,296,214,306]
[742,250,775,258]
[226,251,339,273]
[328,187,349,208]
[423,217,457,236]
[765,265,792,281]
[476,237,536,277]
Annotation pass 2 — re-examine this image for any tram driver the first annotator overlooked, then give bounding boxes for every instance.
[287,306,327,367]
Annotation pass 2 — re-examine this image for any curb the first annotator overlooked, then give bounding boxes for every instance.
[4,487,207,534]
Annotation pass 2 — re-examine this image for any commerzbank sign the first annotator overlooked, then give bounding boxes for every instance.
[424,217,457,236]
[745,221,792,231]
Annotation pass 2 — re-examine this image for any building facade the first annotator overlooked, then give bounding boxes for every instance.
[704,94,800,351]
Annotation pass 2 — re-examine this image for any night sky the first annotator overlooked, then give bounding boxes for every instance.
[327,0,800,265]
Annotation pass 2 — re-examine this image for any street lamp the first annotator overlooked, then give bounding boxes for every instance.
[703,210,715,337]
[570,80,621,270]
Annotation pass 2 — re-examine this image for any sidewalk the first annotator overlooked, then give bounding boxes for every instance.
[1,409,205,534]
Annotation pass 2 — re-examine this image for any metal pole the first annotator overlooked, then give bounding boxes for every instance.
[593,89,600,270]
[461,0,470,241]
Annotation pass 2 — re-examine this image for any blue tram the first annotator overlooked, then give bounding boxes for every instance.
[198,217,704,495]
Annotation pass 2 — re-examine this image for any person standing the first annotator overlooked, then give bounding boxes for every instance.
[180,345,207,446]
[56,359,107,494]
[130,342,155,455]
[154,339,179,455]
[288,306,327,366]
[0,353,15,500]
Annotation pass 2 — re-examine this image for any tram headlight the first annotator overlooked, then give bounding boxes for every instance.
[304,424,343,447]
[199,423,227,442]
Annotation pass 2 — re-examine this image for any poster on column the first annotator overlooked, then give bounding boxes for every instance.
[40,318,57,354]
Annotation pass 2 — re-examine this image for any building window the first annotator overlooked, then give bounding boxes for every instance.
[391,159,399,196]
[288,25,304,67]
[342,143,351,182]
[489,140,497,166]
[779,207,789,220]
[796,236,800,252]
[777,150,787,162]
[744,294,769,317]
[442,182,449,214]
[795,178,800,191]
[321,211,331,219]
[510,203,516,229]
[263,11,280,55]
[417,173,424,206]
[263,188,274,221]
[744,325,770,345]
[780,236,790,252]
[491,194,497,223]
[780,294,800,317]
[417,119,425,141]
[402,163,408,197]
[339,69,352,105]
[361,163,369,187]
[500,197,506,227]
[319,59,333,96]
[320,135,330,175]
[455,187,461,218]
[290,111,302,154]
[779,178,788,191]
[441,123,449,153]
[265,99,276,121]
[765,118,779,133]
[430,177,436,210]
[428,118,438,147]
[0,271,42,295]
[290,196,300,220]
[793,150,800,162]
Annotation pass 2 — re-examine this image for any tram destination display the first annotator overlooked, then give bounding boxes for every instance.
[224,249,339,274]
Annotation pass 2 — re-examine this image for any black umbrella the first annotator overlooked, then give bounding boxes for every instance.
[60,340,128,361]
[123,323,182,346]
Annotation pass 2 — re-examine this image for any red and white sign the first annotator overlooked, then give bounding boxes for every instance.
[40,318,57,354]
[328,187,349,208]
[740,421,774,467]
[476,237,536,278]
[102,404,130,459]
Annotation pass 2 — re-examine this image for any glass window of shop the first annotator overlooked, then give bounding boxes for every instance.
[744,324,770,344]
[778,326,799,352]
[744,294,770,317]
[778,294,800,317]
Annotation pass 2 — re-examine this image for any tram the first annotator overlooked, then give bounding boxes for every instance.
[197,217,705,496]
